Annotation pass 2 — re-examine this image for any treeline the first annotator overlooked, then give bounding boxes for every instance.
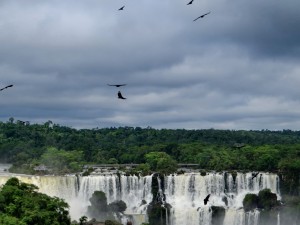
[0,119,299,176]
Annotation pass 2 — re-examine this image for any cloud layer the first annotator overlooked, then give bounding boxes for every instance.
[1,0,300,130]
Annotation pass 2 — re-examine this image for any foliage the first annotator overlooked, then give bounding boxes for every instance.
[145,152,177,174]
[0,121,299,189]
[257,189,279,210]
[134,163,151,175]
[147,202,170,225]
[108,200,127,213]
[243,194,259,212]
[0,177,71,225]
[79,216,87,225]
[40,147,84,174]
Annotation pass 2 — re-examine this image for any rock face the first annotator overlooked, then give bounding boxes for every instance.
[243,189,279,211]
[257,189,279,210]
[211,206,225,225]
[243,194,259,212]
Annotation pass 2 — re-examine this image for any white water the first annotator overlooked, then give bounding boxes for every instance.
[0,172,280,225]
[163,172,280,225]
[0,174,153,221]
[78,175,153,216]
[223,209,259,225]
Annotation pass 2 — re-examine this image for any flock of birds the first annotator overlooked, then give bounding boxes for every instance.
[113,0,211,100]
[118,0,211,21]
[1,1,211,100]
[107,83,127,100]
[0,0,266,214]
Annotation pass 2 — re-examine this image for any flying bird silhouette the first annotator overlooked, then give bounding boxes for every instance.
[118,91,126,99]
[251,172,260,180]
[0,84,13,91]
[204,194,210,205]
[107,84,127,87]
[187,0,194,5]
[118,6,125,10]
[193,12,211,21]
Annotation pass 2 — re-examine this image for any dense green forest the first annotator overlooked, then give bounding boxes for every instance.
[0,177,71,225]
[0,118,299,194]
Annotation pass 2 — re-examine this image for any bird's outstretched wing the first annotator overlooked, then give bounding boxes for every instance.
[251,172,260,179]
[107,84,127,87]
[118,6,125,10]
[0,84,13,91]
[193,11,211,21]
[187,0,194,5]
[118,91,126,99]
[204,194,210,205]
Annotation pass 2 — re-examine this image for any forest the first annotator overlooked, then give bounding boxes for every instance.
[0,118,299,195]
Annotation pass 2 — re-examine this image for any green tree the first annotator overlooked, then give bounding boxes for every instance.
[40,147,84,173]
[145,152,177,174]
[0,177,71,225]
[243,194,258,212]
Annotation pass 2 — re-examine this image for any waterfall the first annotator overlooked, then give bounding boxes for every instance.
[223,209,259,225]
[78,175,153,215]
[0,175,78,202]
[163,172,279,225]
[0,172,280,225]
[0,174,153,221]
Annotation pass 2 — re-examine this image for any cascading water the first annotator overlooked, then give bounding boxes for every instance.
[78,175,153,215]
[0,172,280,225]
[163,172,280,225]
[223,209,259,225]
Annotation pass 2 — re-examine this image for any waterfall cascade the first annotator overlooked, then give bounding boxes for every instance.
[163,172,279,225]
[0,172,280,225]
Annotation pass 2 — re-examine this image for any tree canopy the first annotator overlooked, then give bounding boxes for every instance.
[0,177,71,225]
[0,120,299,181]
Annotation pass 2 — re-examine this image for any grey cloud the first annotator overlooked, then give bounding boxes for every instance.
[0,0,300,130]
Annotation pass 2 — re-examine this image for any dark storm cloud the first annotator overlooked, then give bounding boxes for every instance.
[0,0,300,130]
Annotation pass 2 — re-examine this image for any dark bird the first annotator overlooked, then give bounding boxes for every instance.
[193,12,211,21]
[118,6,125,10]
[187,0,194,5]
[107,84,127,87]
[251,172,260,180]
[204,194,210,205]
[118,91,126,99]
[0,84,13,91]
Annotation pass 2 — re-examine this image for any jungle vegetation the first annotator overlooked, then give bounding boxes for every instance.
[0,119,299,194]
[0,177,71,225]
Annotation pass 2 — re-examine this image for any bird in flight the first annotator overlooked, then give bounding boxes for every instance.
[193,12,211,21]
[0,84,13,91]
[204,194,210,205]
[118,6,125,10]
[187,0,194,5]
[251,172,260,180]
[107,84,127,87]
[118,91,126,99]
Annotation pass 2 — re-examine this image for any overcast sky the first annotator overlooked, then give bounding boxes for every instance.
[0,0,300,130]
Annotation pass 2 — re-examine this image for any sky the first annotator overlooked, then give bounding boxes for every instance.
[0,0,300,130]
